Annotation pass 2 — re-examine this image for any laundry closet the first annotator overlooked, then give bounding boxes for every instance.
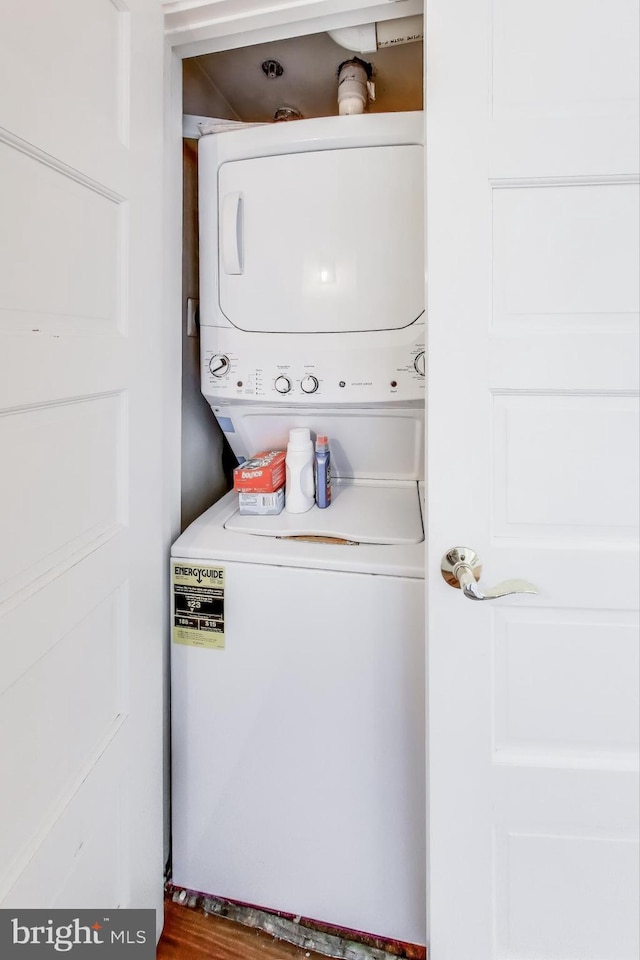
[168,8,640,952]
[0,1,636,955]
[171,14,428,951]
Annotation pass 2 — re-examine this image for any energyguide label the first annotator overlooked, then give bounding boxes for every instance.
[172,563,225,649]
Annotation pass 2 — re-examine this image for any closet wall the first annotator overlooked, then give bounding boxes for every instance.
[181,61,236,531]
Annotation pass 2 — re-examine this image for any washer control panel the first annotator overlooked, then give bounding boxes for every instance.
[201,328,425,404]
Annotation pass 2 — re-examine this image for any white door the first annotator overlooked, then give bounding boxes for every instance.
[426,1,640,958]
[0,0,165,922]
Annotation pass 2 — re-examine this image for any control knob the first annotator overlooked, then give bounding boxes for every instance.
[300,375,319,394]
[274,376,291,394]
[414,351,425,377]
[209,354,230,377]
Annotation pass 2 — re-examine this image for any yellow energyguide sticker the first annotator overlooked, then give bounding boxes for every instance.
[172,562,225,649]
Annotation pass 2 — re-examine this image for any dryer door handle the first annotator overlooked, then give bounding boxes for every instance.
[221,192,244,275]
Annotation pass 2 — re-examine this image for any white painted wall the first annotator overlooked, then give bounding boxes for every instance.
[181,59,236,532]
[183,57,240,120]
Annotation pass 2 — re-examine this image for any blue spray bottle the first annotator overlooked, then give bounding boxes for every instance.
[315,435,332,509]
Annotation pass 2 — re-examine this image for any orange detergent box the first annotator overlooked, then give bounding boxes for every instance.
[233,450,286,493]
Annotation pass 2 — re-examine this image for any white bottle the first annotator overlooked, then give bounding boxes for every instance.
[285,428,315,514]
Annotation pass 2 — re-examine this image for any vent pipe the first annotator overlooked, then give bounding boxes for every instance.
[328,15,423,55]
[337,58,375,115]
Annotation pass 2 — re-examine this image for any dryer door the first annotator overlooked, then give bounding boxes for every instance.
[217,145,424,333]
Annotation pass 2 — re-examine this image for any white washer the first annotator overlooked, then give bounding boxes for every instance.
[171,479,425,944]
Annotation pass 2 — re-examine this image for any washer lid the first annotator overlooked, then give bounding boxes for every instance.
[225,479,423,545]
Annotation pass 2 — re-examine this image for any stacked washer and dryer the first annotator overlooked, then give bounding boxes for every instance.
[171,112,426,945]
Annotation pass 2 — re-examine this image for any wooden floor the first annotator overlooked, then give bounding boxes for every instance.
[157,897,327,960]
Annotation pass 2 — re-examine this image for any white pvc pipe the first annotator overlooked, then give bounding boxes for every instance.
[329,23,377,55]
[329,15,423,55]
[375,15,423,49]
[337,59,370,115]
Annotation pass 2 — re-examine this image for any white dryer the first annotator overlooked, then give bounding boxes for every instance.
[197,111,425,430]
[171,113,426,946]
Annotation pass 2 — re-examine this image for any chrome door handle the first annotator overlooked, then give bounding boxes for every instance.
[441,547,539,601]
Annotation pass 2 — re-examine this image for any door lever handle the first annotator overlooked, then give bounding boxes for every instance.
[441,547,539,602]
